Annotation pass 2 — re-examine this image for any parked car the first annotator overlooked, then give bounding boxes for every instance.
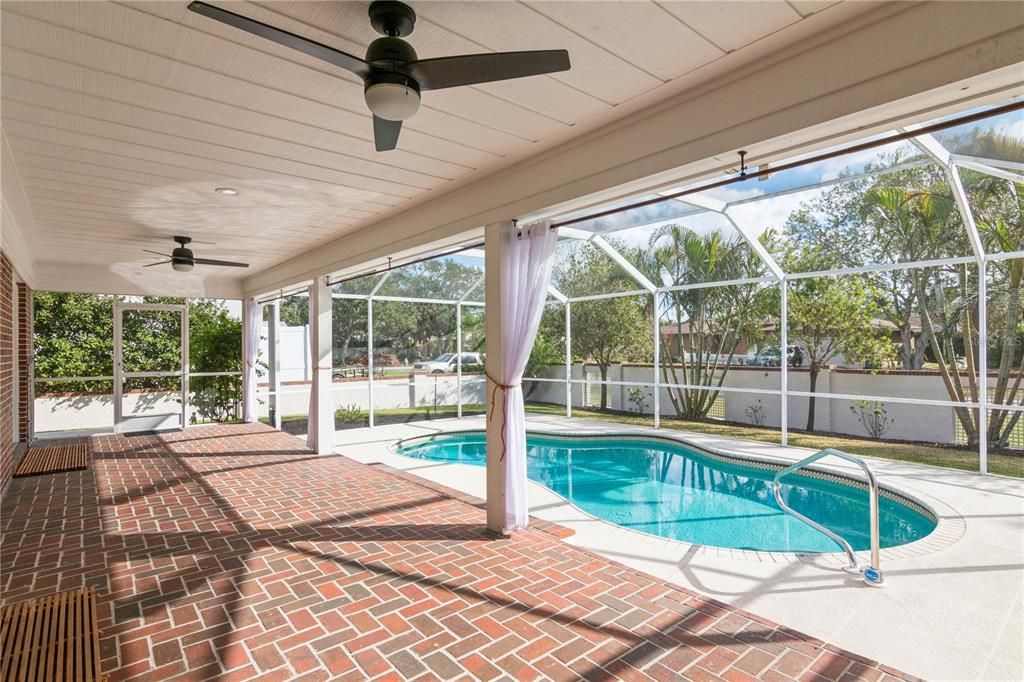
[414,352,483,373]
[750,345,802,367]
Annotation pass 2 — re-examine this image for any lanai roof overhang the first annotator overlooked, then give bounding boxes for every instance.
[238,1,1024,300]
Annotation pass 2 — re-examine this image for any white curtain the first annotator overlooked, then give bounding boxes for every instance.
[493,220,557,531]
[242,297,259,423]
[305,286,316,449]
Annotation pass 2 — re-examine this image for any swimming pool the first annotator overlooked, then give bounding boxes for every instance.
[394,432,937,553]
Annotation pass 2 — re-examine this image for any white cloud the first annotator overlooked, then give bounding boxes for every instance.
[727,186,827,237]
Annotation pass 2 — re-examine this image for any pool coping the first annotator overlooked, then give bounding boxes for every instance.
[389,427,967,565]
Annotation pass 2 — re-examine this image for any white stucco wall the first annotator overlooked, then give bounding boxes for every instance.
[526,363,962,444]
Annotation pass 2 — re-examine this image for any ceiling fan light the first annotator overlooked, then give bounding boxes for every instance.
[364,81,420,121]
[172,261,194,272]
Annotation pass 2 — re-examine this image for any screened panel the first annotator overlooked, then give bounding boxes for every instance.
[658,278,781,439]
[188,298,242,424]
[123,376,182,421]
[558,194,707,235]
[609,210,773,285]
[332,298,370,429]
[552,237,647,297]
[334,273,384,296]
[934,109,1024,165]
[33,291,114,384]
[784,265,981,401]
[460,304,487,416]
[986,257,1023,454]
[121,309,182,375]
[267,292,312,436]
[788,395,995,473]
[375,253,484,301]
[655,383,783,446]
[33,379,114,435]
[727,162,975,271]
[955,166,1023,256]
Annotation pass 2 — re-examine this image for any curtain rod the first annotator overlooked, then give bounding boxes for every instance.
[552,100,1024,229]
[327,240,485,287]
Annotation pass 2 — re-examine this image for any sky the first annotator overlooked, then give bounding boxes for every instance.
[566,105,1023,258]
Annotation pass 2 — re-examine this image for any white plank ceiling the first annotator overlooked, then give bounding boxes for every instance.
[1,0,855,280]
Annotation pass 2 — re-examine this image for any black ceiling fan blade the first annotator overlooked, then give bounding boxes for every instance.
[143,249,171,257]
[187,1,371,78]
[373,116,402,152]
[192,257,250,268]
[409,49,570,91]
[143,260,172,268]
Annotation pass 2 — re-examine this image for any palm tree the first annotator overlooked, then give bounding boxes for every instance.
[636,225,770,420]
[863,159,1024,449]
[861,182,957,370]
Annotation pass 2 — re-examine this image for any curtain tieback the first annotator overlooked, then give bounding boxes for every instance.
[485,370,519,462]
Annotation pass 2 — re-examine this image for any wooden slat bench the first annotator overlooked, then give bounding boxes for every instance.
[13,442,90,478]
[0,587,104,681]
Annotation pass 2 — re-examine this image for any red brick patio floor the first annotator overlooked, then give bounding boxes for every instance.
[1,423,914,681]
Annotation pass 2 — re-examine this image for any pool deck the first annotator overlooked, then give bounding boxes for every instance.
[3,423,913,682]
[335,414,1024,681]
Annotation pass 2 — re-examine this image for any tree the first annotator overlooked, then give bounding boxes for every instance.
[278,296,308,327]
[333,299,367,364]
[635,225,772,420]
[785,162,958,369]
[552,241,652,410]
[782,250,895,431]
[523,326,562,399]
[777,139,1024,450]
[34,294,244,421]
[367,259,481,362]
[858,170,958,369]
[188,299,243,422]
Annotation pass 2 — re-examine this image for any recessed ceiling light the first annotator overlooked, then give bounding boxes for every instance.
[215,187,239,196]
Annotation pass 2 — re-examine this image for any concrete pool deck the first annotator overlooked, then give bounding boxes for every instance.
[333,414,1024,681]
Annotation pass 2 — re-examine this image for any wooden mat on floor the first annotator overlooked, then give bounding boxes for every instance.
[0,587,104,682]
[13,442,89,478]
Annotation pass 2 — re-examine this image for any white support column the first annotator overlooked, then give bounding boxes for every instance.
[456,303,463,419]
[565,301,572,418]
[182,298,191,428]
[653,291,660,428]
[367,299,375,428]
[947,160,988,473]
[310,277,334,454]
[268,301,282,429]
[979,264,988,475]
[780,279,789,447]
[485,220,513,533]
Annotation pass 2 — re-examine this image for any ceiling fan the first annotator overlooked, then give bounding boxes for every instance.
[144,236,249,272]
[187,0,571,151]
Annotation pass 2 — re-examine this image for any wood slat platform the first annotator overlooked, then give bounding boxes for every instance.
[13,442,89,478]
[0,588,104,682]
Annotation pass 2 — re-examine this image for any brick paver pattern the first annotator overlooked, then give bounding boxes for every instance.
[1,423,915,681]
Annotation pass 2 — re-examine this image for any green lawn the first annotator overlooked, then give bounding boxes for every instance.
[269,402,1022,478]
[524,404,1023,478]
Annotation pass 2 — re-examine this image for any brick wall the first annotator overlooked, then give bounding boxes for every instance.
[17,282,32,442]
[0,251,13,492]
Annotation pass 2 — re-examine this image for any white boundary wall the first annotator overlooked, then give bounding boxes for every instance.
[526,364,962,444]
[35,359,983,446]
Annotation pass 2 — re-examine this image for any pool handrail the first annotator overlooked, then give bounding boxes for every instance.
[772,448,885,587]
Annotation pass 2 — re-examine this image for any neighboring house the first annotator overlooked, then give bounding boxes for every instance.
[660,316,931,368]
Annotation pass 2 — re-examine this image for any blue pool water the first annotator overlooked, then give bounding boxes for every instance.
[395,433,937,553]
